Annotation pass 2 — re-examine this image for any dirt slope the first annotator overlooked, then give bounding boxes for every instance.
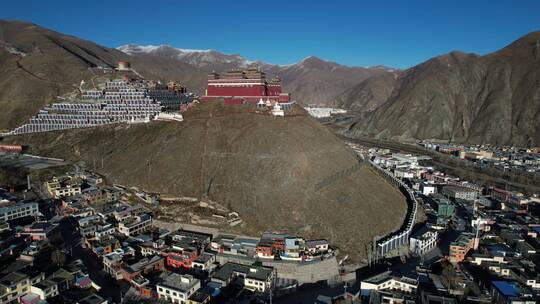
[5,102,406,262]
[341,31,540,146]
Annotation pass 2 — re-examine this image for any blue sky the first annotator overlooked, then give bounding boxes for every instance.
[2,0,540,68]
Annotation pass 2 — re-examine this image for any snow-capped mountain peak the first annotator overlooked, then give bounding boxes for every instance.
[117,44,211,54]
[117,44,257,68]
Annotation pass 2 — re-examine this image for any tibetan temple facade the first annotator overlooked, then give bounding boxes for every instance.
[200,69,292,105]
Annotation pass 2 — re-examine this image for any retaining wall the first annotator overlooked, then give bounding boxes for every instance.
[367,160,417,259]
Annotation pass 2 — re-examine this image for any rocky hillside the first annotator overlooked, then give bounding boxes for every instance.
[5,102,407,262]
[119,44,393,106]
[277,56,392,107]
[0,20,123,130]
[340,32,540,146]
[4,19,539,146]
[0,20,205,131]
[0,20,392,132]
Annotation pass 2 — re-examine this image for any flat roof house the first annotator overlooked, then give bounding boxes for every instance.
[156,273,201,304]
[211,262,274,293]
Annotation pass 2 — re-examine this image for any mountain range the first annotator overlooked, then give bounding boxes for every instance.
[339,34,540,146]
[117,44,393,107]
[1,20,539,146]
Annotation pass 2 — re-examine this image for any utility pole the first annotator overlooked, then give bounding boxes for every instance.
[147,159,151,184]
[269,268,276,304]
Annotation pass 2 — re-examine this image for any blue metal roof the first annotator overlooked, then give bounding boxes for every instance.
[492,281,519,297]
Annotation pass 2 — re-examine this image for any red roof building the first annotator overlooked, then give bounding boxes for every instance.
[166,249,199,269]
[200,69,291,105]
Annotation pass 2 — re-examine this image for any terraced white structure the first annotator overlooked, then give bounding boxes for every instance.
[8,79,192,135]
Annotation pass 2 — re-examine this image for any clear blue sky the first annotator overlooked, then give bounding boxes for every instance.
[2,0,540,68]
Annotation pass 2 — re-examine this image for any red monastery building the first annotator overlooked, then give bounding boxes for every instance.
[200,69,293,106]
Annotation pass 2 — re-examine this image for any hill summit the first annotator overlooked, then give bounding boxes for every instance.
[6,101,407,262]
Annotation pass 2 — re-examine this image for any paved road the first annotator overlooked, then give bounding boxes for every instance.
[0,152,66,170]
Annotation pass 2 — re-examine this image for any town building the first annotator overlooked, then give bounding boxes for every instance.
[83,187,120,205]
[18,222,59,241]
[211,262,274,293]
[192,253,216,271]
[156,273,201,304]
[305,239,330,255]
[431,196,455,218]
[139,239,168,257]
[30,279,59,300]
[492,188,512,203]
[122,255,165,283]
[448,233,475,263]
[409,227,438,256]
[420,182,436,196]
[442,185,478,201]
[46,176,82,198]
[117,213,152,236]
[188,288,212,304]
[76,294,108,304]
[282,237,304,260]
[86,235,121,256]
[0,272,31,304]
[0,201,39,222]
[102,252,124,280]
[166,249,199,269]
[360,271,418,297]
[491,281,536,304]
[19,240,50,262]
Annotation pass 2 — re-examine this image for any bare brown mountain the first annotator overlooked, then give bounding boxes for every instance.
[0,20,407,262]
[118,45,394,105]
[277,56,392,107]
[5,102,407,262]
[0,20,391,132]
[0,20,205,131]
[330,71,400,112]
[340,32,540,146]
[0,20,124,130]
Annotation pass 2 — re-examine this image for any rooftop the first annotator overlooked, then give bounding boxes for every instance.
[189,289,211,302]
[212,262,273,282]
[492,280,520,297]
[194,252,215,263]
[363,271,393,285]
[158,273,199,293]
[0,272,27,287]
[77,293,107,304]
[125,255,162,274]
[451,233,473,247]
[306,239,328,247]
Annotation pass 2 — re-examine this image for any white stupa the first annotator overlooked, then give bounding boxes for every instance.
[271,102,285,117]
